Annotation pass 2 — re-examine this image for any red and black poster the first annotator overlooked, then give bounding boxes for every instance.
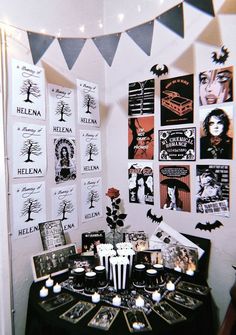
[128,79,154,116]
[159,127,196,161]
[160,74,194,126]
[159,165,191,212]
[128,116,154,160]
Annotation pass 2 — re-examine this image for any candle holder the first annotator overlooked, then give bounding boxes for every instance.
[84,271,97,295]
[133,264,146,288]
[144,269,158,293]
[95,265,107,288]
[71,267,85,291]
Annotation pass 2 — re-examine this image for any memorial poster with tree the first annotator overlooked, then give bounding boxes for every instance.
[80,130,102,173]
[81,177,102,222]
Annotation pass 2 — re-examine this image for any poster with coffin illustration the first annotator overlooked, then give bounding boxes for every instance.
[128,79,154,116]
[80,130,102,173]
[51,185,78,232]
[81,177,102,222]
[12,182,46,239]
[54,137,76,184]
[128,116,154,160]
[160,74,193,126]
[48,84,75,136]
[77,79,100,127]
[12,122,46,178]
[12,59,45,119]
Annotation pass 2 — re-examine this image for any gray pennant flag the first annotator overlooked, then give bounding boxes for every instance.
[184,0,215,17]
[92,33,121,66]
[58,38,86,69]
[157,3,184,38]
[27,31,55,64]
[126,21,154,56]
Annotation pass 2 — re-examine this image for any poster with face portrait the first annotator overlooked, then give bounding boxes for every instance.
[79,130,102,173]
[12,182,46,239]
[54,138,76,184]
[128,161,154,205]
[128,79,154,116]
[12,59,45,119]
[200,105,233,159]
[51,185,78,232]
[199,66,233,106]
[48,84,75,136]
[12,122,46,178]
[196,165,229,217]
[77,79,100,127]
[160,74,194,126]
[128,116,154,160]
[159,127,196,161]
[159,165,191,212]
[81,177,102,222]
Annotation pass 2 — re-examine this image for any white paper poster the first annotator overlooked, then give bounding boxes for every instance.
[54,137,77,184]
[12,182,46,238]
[80,130,102,173]
[51,185,78,232]
[48,83,75,135]
[12,59,45,119]
[12,123,46,178]
[81,177,102,222]
[77,79,100,127]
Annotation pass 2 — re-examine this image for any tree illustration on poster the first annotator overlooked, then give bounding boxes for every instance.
[83,93,96,114]
[55,100,72,122]
[86,143,99,161]
[21,198,42,222]
[58,200,74,221]
[20,79,41,103]
[20,139,42,162]
[87,190,100,209]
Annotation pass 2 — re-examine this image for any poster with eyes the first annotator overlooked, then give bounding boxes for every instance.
[128,161,154,205]
[160,74,194,126]
[12,182,46,239]
[79,130,102,173]
[77,79,100,127]
[81,177,102,222]
[12,59,45,120]
[48,84,75,136]
[12,122,46,178]
[196,165,230,217]
[51,185,78,232]
[54,138,76,184]
[128,116,154,160]
[199,104,233,159]
[159,165,191,212]
[199,66,233,106]
[128,78,155,116]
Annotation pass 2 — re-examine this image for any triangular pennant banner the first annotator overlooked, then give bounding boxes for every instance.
[27,31,55,64]
[196,18,222,47]
[92,33,121,66]
[126,21,154,56]
[157,3,184,38]
[184,0,215,17]
[58,38,86,69]
[218,0,236,14]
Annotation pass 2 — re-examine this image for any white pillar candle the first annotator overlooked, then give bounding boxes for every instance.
[166,280,175,291]
[186,268,194,276]
[135,296,145,307]
[53,283,61,294]
[152,290,161,302]
[112,295,121,306]
[45,276,54,288]
[39,286,48,298]
[91,292,100,303]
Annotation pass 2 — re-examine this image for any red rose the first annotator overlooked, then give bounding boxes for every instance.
[106,187,120,199]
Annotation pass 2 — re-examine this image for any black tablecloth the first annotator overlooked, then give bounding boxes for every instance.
[25,271,215,335]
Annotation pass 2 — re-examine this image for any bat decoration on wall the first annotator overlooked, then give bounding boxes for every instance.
[146,209,163,223]
[212,46,229,64]
[195,220,223,232]
[150,64,168,77]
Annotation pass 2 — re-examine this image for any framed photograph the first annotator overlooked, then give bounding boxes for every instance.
[60,300,95,324]
[82,230,105,254]
[177,281,210,296]
[124,231,149,251]
[39,292,74,312]
[39,219,66,250]
[31,243,76,282]
[88,305,119,331]
[136,249,163,266]
[165,291,202,310]
[123,309,152,333]
[152,301,186,324]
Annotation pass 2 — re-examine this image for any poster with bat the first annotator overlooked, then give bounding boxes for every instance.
[79,130,102,173]
[159,165,191,212]
[196,165,230,217]
[128,116,154,160]
[81,177,103,222]
[128,78,154,116]
[159,127,196,161]
[12,59,45,120]
[160,74,194,126]
[128,161,153,205]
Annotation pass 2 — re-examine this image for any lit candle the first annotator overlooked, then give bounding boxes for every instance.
[152,290,161,302]
[45,276,54,288]
[186,268,194,276]
[53,283,61,294]
[112,295,121,307]
[174,265,182,272]
[135,296,145,307]
[166,280,175,291]
[91,292,100,303]
[39,286,48,298]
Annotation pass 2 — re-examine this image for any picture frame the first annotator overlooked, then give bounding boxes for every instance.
[31,243,76,282]
[60,300,95,324]
[88,305,119,331]
[123,309,152,333]
[165,291,203,310]
[152,301,186,324]
[124,231,149,251]
[38,219,66,251]
[136,249,163,266]
[39,292,74,312]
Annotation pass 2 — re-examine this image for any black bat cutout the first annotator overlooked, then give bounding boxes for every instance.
[150,64,168,77]
[195,220,223,232]
[146,209,163,223]
[212,46,229,64]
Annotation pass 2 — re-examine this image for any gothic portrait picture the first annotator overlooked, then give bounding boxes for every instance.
[54,138,76,183]
[128,78,155,116]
